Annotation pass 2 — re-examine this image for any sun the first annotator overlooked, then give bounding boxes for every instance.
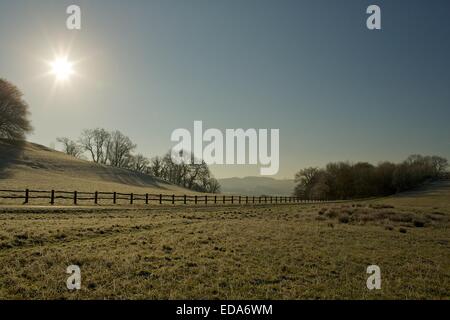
[50,57,74,81]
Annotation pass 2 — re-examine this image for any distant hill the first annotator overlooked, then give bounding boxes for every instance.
[218,176,295,196]
[0,139,194,194]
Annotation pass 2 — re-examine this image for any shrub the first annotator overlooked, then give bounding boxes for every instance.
[389,212,414,223]
[338,214,350,224]
[413,220,425,228]
[370,204,394,209]
[325,207,339,218]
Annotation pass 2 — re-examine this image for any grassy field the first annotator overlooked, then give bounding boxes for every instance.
[0,182,449,299]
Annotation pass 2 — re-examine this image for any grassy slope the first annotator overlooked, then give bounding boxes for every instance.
[377,180,450,209]
[0,140,193,195]
[0,182,448,299]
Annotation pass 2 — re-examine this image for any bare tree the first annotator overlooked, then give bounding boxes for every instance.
[128,154,150,173]
[205,177,221,193]
[149,156,164,177]
[0,79,32,140]
[56,137,84,158]
[430,156,448,178]
[107,130,136,168]
[294,167,320,198]
[78,128,110,164]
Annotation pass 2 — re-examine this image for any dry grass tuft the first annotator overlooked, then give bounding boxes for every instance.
[316,203,449,229]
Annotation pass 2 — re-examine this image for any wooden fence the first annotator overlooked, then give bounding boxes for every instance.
[0,189,325,206]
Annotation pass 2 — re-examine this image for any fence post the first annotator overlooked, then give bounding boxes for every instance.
[24,189,29,204]
[195,195,197,204]
[159,194,162,204]
[239,196,241,204]
[246,196,248,204]
[215,195,217,204]
[50,190,55,205]
[231,196,234,204]
[270,196,272,203]
[130,193,134,205]
[95,191,98,205]
[184,195,187,205]
[253,196,255,204]
[205,195,208,205]
[259,196,261,204]
[172,194,175,205]
[74,191,77,205]
[145,193,149,205]
[113,192,117,204]
[223,196,225,204]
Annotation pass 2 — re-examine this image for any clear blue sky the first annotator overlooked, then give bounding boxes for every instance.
[1,0,449,178]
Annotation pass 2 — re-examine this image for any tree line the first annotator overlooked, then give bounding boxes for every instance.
[57,128,221,193]
[293,155,449,200]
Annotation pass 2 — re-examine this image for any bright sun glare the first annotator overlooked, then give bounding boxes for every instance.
[50,57,74,81]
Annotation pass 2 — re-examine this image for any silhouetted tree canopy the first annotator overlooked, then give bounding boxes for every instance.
[0,78,33,140]
[148,152,221,193]
[294,155,448,200]
[56,137,84,158]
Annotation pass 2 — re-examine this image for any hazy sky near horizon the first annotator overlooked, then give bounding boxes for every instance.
[1,0,449,178]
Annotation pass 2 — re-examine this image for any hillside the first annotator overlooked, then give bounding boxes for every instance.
[218,176,295,196]
[0,139,193,194]
[374,179,450,209]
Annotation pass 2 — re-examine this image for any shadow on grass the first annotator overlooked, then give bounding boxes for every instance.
[0,138,25,179]
[78,162,173,191]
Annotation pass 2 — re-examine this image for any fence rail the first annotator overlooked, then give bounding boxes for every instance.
[0,189,326,206]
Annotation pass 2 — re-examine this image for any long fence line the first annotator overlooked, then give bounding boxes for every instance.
[0,189,326,206]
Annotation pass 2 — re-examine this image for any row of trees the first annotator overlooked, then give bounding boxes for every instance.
[58,129,139,169]
[293,155,448,200]
[58,128,221,193]
[148,154,221,193]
